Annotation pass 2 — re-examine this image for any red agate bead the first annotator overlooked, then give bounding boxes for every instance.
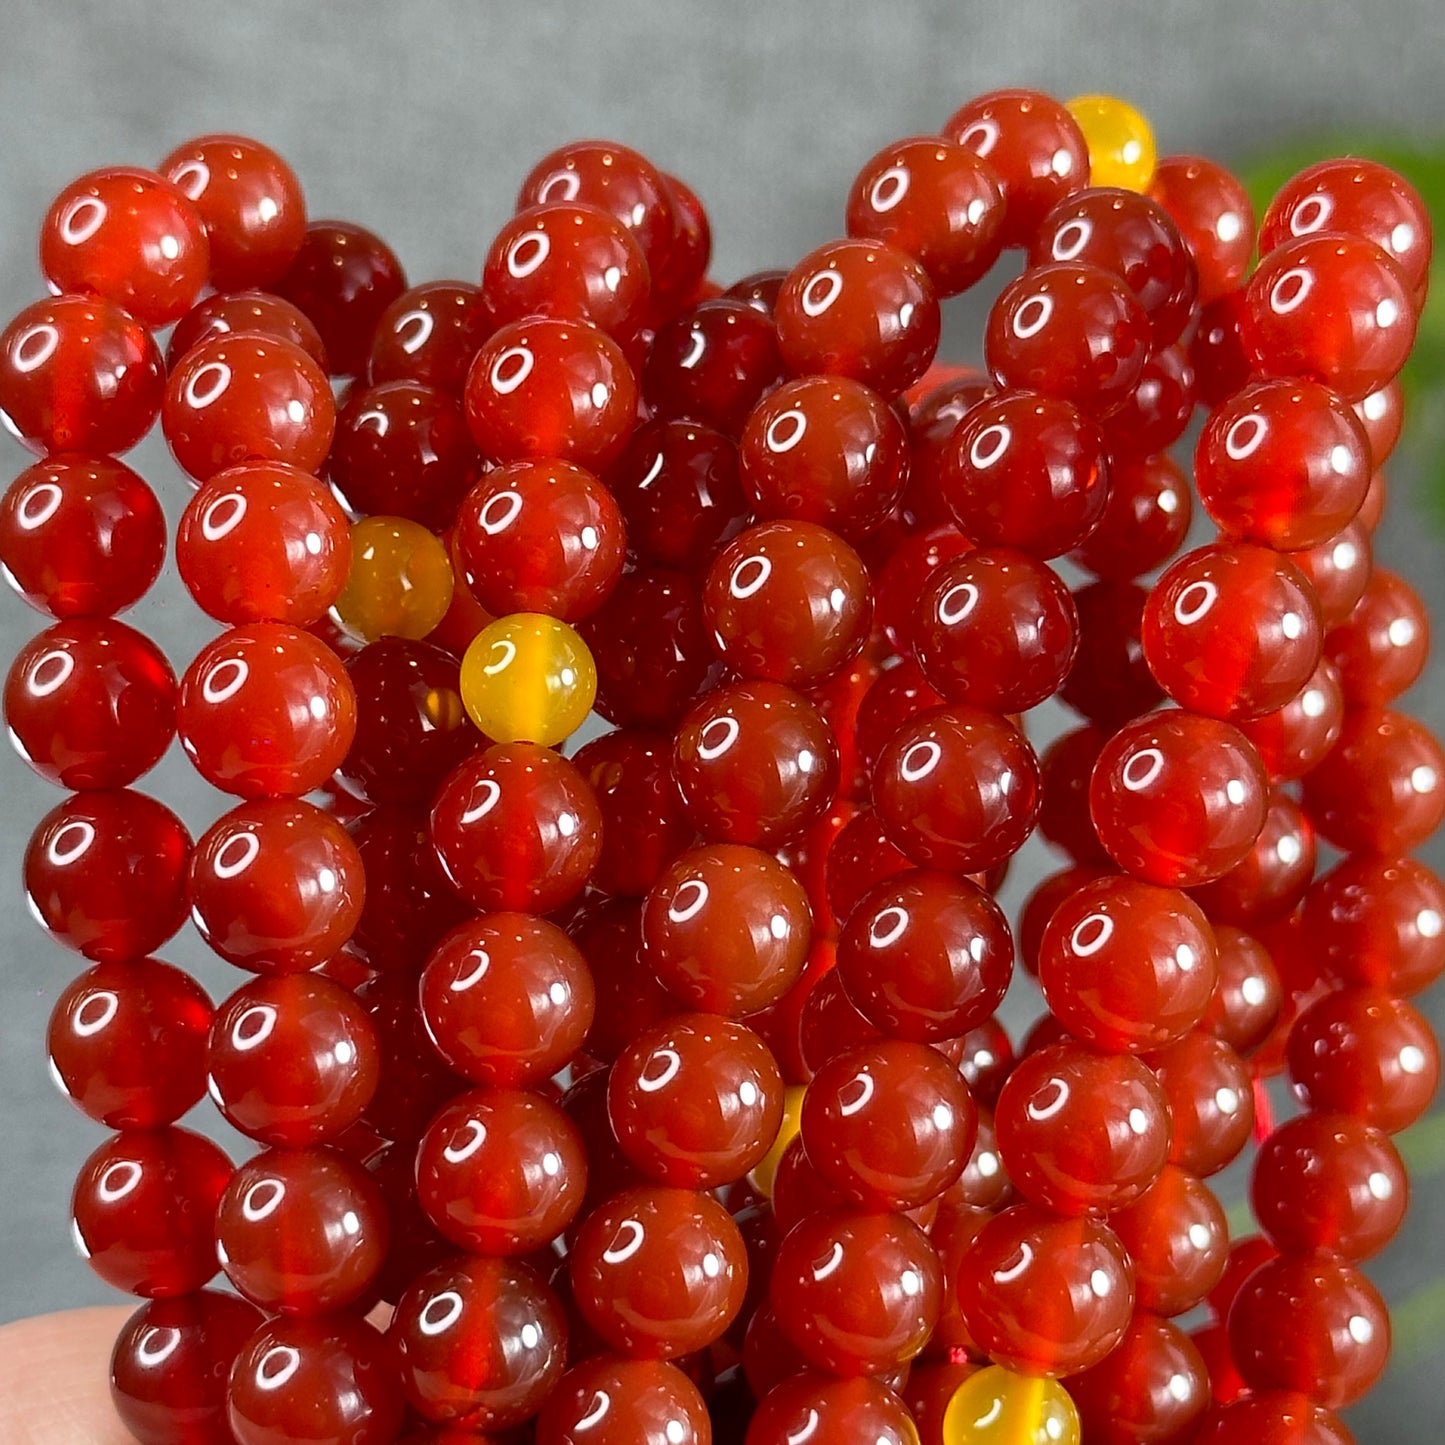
[1190,290,1253,406]
[1069,1314,1211,1445]
[1101,341,1196,458]
[775,238,940,397]
[1189,787,1316,928]
[1325,566,1429,704]
[1058,580,1162,731]
[1149,154,1255,303]
[536,1356,711,1445]
[167,289,328,369]
[177,622,357,797]
[1146,1031,1254,1175]
[1193,1392,1355,1445]
[5,618,175,790]
[1288,520,1373,630]
[749,1373,918,1445]
[368,280,491,392]
[1199,923,1283,1056]
[0,296,163,456]
[1108,1163,1229,1317]
[1072,452,1191,582]
[1238,657,1345,782]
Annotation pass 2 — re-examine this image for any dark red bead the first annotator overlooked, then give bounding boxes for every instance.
[356,970,465,1143]
[167,289,327,370]
[1059,579,1162,730]
[1109,1163,1229,1317]
[1069,1313,1210,1445]
[1149,154,1256,303]
[1072,452,1191,582]
[368,280,492,393]
[536,1355,711,1445]
[1189,787,1316,929]
[1189,289,1254,406]
[1192,1392,1355,1445]
[1200,924,1284,1056]
[1101,341,1196,459]
[1238,657,1346,782]
[749,1373,918,1445]
[1145,1031,1254,1175]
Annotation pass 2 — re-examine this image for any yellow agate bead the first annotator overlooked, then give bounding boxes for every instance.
[1067,94,1156,192]
[460,611,597,746]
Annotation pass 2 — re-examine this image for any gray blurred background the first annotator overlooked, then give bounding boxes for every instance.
[1,0,1443,1437]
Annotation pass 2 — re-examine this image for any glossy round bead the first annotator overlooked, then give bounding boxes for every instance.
[1038,875,1217,1052]
[431,743,603,913]
[417,1086,587,1254]
[1302,706,1445,854]
[177,622,356,796]
[1101,341,1196,458]
[40,166,208,326]
[609,1014,784,1188]
[955,1203,1134,1376]
[1243,233,1416,400]
[1072,453,1190,582]
[189,799,364,973]
[940,393,1109,558]
[837,869,1013,1042]
[1057,580,1161,731]
[458,612,596,747]
[770,1209,941,1375]
[275,220,407,377]
[1068,1313,1210,1445]
[1090,711,1269,887]
[775,238,940,398]
[5,618,175,790]
[464,317,637,471]
[873,706,1041,874]
[985,262,1150,416]
[1287,986,1439,1133]
[1192,1392,1355,1445]
[0,295,164,456]
[537,1355,711,1445]
[110,1289,264,1445]
[421,912,594,1087]
[334,515,455,643]
[208,973,379,1146]
[913,546,1079,713]
[570,1185,747,1358]
[1149,154,1255,303]
[1200,924,1284,1056]
[48,958,210,1128]
[643,842,811,1016]
[941,1366,1080,1445]
[72,1126,231,1297]
[1189,787,1316,929]
[1238,657,1346,783]
[874,530,974,654]
[229,1313,406,1445]
[0,456,165,618]
[1189,287,1253,403]
[1066,95,1156,191]
[167,289,328,369]
[218,1145,388,1313]
[1289,521,1373,631]
[845,135,1005,295]
[750,1373,919,1445]
[1145,1032,1254,1176]
[1228,1252,1390,1409]
[855,657,945,774]
[703,520,872,687]
[1325,566,1429,704]
[740,375,909,539]
[369,280,492,392]
[941,90,1089,247]
[803,1039,976,1209]
[1108,1164,1229,1317]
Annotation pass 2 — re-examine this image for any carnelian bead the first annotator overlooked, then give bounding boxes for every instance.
[954,1203,1134,1376]
[1243,232,1416,400]
[1325,566,1429,703]
[417,1086,587,1254]
[1200,924,1284,1056]
[369,280,492,392]
[421,912,594,1087]
[71,1126,231,1297]
[177,622,356,796]
[1238,657,1345,782]
[485,201,650,337]
[1288,521,1373,630]
[431,742,603,913]
[750,1373,918,1445]
[846,135,1006,295]
[837,869,1012,1043]
[1149,154,1255,303]
[167,289,328,369]
[275,219,407,376]
[48,958,210,1128]
[739,375,909,539]
[1287,986,1439,1134]
[0,295,164,456]
[229,1314,406,1445]
[825,808,914,926]
[356,971,465,1144]
[5,618,175,790]
[941,90,1089,247]
[1353,376,1405,464]
[1067,1313,1210,1445]
[25,788,190,962]
[703,519,872,686]
[335,515,456,643]
[802,1039,975,1210]
[653,171,712,314]
[570,1185,747,1358]
[188,798,364,973]
[1067,95,1156,191]
[643,842,811,1016]
[1059,580,1162,731]
[1189,787,1316,929]
[176,460,351,625]
[770,1208,941,1375]
[329,380,478,531]
[1072,452,1191,582]
[673,679,838,847]
[1090,710,1269,888]
[609,1013,784,1188]
[1190,288,1254,405]
[775,238,940,398]
[0,455,165,618]
[995,1041,1171,1214]
[459,612,596,747]
[163,333,335,483]
[985,262,1150,417]
[856,663,947,778]
[536,1356,711,1445]
[940,392,1109,558]
[1101,341,1196,458]
[208,973,380,1146]
[110,1290,264,1445]
[904,1360,981,1445]
[873,706,1041,874]
[1228,1253,1390,1409]
[1109,1163,1229,1317]
[1192,1392,1354,1445]
[569,898,675,1066]
[464,317,637,471]
[1030,187,1197,344]
[1302,706,1445,854]
[1145,1031,1254,1176]
[1209,1233,1281,1323]
[874,529,975,653]
[1252,1111,1407,1261]
[1038,874,1217,1052]
[913,546,1079,713]
[217,1145,389,1313]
